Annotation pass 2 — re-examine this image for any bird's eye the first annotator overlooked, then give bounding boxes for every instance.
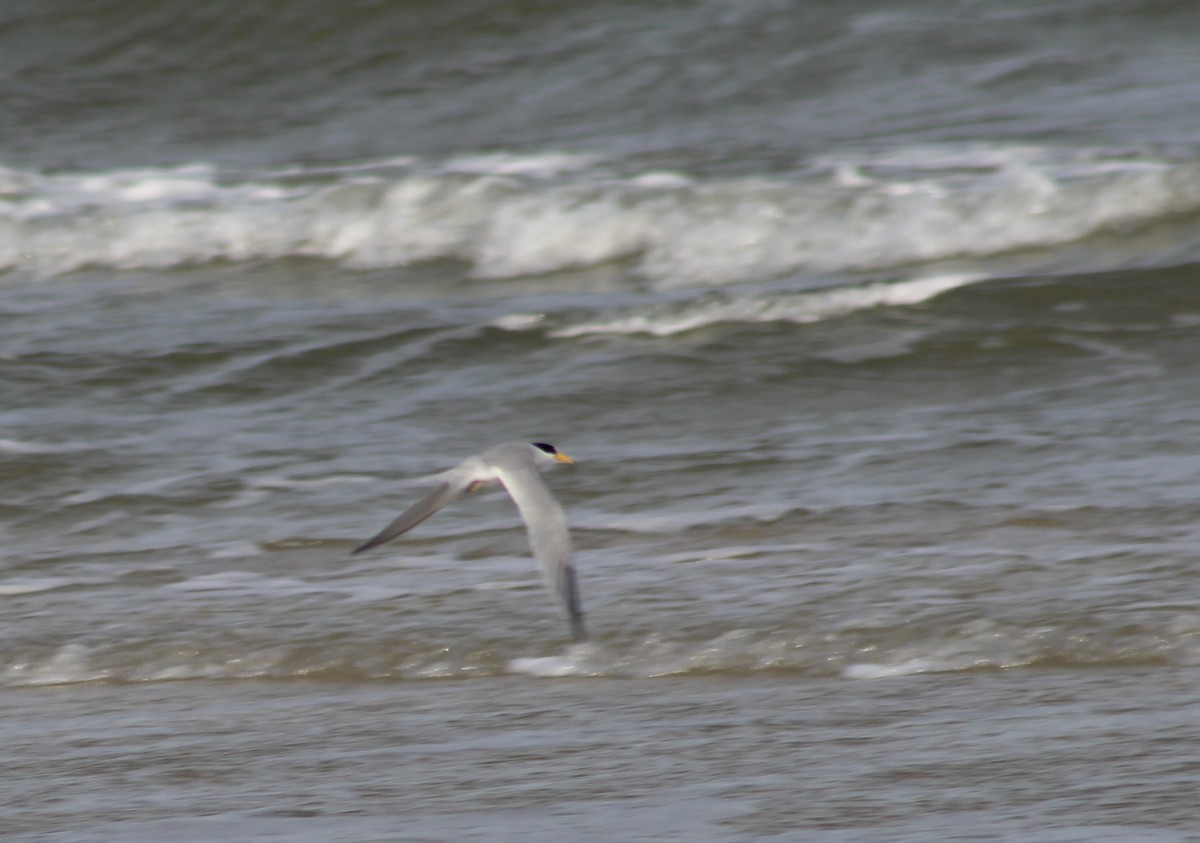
[532,442,557,454]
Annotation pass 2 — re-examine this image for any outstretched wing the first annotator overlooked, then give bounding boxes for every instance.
[351,481,466,555]
[497,462,587,642]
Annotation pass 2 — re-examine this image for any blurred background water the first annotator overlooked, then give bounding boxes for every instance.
[4,1,1200,840]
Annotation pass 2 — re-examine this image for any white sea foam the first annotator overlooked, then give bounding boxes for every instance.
[214,473,378,509]
[508,643,599,677]
[205,540,266,560]
[601,503,801,534]
[3,643,107,686]
[491,312,547,331]
[0,576,76,595]
[541,272,985,337]
[248,474,376,490]
[507,654,585,677]
[0,437,92,454]
[842,659,945,680]
[441,151,600,177]
[163,570,321,597]
[1,146,1197,285]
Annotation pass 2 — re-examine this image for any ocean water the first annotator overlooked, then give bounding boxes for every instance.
[4,1,1200,840]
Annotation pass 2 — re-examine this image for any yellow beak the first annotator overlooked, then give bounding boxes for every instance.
[554,452,576,464]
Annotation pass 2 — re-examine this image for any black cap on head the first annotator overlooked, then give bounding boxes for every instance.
[531,442,558,454]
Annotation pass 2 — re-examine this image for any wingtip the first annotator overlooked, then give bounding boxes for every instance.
[349,537,376,555]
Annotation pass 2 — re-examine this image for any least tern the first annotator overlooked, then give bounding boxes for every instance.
[352,441,586,642]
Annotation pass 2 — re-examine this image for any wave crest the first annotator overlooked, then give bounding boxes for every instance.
[3,147,1199,285]
[5,612,1197,687]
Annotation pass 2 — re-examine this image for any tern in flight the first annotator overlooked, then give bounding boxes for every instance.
[352,441,586,642]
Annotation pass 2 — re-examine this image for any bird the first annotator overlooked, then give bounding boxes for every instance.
[352,441,586,642]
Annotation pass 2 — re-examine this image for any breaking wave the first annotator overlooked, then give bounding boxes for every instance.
[3,145,1199,287]
[5,612,1198,688]
[511,272,988,337]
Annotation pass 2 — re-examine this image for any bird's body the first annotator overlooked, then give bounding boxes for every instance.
[353,441,586,642]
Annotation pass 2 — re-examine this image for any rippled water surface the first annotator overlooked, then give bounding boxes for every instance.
[4,2,1200,840]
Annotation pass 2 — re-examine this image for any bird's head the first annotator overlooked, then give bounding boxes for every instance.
[531,442,575,465]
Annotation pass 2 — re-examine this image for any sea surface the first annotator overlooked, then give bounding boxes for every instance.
[4,2,1200,841]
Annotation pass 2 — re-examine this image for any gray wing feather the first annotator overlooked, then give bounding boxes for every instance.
[498,462,587,642]
[351,481,466,555]
[562,563,587,643]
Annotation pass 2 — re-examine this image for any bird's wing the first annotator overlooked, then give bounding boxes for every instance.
[351,480,468,555]
[496,462,587,642]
